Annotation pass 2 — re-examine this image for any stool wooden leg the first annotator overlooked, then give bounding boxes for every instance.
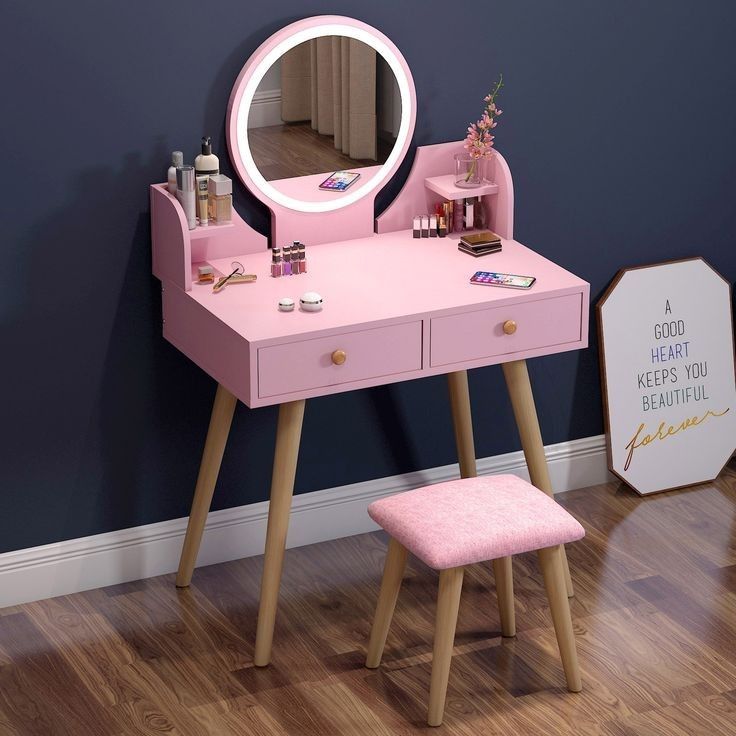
[538,545,582,692]
[176,383,237,588]
[448,370,515,635]
[492,558,516,637]
[428,566,464,727]
[253,399,306,667]
[502,360,575,598]
[366,538,408,668]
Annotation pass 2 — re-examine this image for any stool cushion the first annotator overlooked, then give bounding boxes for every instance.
[368,475,585,570]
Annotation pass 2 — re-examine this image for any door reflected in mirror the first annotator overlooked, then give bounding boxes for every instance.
[247,36,401,186]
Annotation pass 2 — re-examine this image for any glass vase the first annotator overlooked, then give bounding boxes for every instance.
[454,153,484,188]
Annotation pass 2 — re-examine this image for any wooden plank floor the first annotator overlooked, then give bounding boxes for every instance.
[249,122,393,181]
[1,463,735,735]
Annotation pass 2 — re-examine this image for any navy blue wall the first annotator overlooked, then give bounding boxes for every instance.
[3,1,735,553]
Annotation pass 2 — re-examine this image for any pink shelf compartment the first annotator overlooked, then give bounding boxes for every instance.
[150,183,266,292]
[424,174,499,201]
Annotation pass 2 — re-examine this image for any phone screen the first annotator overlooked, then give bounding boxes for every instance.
[470,271,536,289]
[318,171,361,191]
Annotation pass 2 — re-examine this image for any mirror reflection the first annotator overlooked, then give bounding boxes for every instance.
[248,36,401,185]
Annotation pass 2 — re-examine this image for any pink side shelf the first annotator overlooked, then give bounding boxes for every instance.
[425,175,499,201]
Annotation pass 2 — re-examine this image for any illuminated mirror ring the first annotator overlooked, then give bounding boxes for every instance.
[230,19,415,213]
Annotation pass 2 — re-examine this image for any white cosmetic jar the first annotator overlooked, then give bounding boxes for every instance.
[299,291,323,312]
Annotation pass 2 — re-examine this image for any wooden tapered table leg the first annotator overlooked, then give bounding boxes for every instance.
[447,371,515,636]
[176,383,237,588]
[502,360,575,597]
[253,399,306,667]
[447,370,477,479]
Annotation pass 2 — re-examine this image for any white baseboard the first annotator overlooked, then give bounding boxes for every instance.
[247,88,282,129]
[0,435,611,608]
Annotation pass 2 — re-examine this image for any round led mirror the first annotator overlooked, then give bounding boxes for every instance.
[227,17,416,214]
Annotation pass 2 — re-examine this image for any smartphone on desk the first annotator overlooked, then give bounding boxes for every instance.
[470,271,536,289]
[318,170,361,191]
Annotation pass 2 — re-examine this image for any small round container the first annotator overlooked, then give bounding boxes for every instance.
[300,291,323,312]
[278,297,295,312]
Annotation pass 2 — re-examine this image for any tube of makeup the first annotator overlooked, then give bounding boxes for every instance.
[176,166,197,230]
[196,175,209,226]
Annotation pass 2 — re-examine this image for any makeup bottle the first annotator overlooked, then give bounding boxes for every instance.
[443,201,453,234]
[473,196,487,230]
[464,197,474,231]
[196,176,209,226]
[438,216,447,237]
[167,151,183,194]
[207,174,232,223]
[176,165,197,230]
[271,247,282,278]
[429,214,438,237]
[453,198,464,233]
[290,242,297,272]
[283,245,292,276]
[195,136,219,178]
[298,243,306,273]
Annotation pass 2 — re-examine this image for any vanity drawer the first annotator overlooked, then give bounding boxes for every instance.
[258,321,422,398]
[430,293,582,367]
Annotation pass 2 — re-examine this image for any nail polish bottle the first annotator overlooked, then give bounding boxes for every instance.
[298,243,307,273]
[289,245,297,275]
[283,245,292,276]
[271,247,282,278]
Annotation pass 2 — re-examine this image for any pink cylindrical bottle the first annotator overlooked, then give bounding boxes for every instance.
[298,243,306,273]
[283,245,292,276]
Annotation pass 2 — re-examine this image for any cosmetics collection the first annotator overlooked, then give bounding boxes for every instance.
[167,137,232,230]
[271,243,307,277]
[413,196,486,240]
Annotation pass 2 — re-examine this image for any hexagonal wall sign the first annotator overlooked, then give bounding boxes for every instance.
[597,258,736,495]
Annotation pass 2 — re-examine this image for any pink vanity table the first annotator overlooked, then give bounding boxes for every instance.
[150,16,589,668]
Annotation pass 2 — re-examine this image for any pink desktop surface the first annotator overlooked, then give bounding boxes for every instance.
[186,233,586,345]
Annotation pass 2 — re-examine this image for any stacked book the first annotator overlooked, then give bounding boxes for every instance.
[458,231,502,257]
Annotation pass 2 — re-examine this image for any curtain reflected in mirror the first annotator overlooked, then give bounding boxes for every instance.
[247,37,401,182]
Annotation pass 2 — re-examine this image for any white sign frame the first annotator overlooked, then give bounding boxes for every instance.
[597,257,736,495]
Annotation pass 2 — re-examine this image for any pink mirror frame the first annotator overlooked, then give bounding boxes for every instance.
[226,15,417,246]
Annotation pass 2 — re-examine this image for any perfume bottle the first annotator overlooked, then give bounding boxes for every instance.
[271,247,282,278]
[207,174,232,223]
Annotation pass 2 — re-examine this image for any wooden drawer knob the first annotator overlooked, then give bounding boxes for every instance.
[503,320,517,335]
[331,349,347,366]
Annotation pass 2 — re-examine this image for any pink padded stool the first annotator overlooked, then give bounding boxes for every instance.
[365,474,585,727]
